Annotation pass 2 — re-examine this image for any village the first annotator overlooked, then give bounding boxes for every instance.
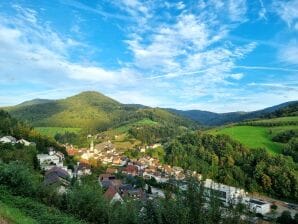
[38,135,273,216]
[0,134,292,220]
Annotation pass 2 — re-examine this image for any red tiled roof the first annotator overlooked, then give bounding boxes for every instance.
[66,148,77,156]
[104,186,117,200]
[123,165,138,173]
[106,168,117,174]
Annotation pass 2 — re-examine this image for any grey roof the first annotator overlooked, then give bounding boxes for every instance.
[45,167,69,179]
[0,136,17,142]
[44,167,70,186]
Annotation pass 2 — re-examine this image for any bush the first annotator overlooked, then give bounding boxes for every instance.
[0,161,40,197]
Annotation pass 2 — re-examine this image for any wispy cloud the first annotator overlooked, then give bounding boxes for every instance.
[60,0,130,21]
[228,0,247,22]
[279,40,298,65]
[235,65,298,72]
[258,0,267,20]
[273,0,298,30]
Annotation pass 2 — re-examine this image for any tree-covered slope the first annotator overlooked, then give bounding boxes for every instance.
[4,91,197,131]
[165,131,298,201]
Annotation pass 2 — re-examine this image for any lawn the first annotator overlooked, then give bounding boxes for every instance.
[0,202,37,224]
[35,127,81,138]
[209,126,284,154]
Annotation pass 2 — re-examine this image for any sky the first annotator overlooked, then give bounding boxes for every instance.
[0,0,297,112]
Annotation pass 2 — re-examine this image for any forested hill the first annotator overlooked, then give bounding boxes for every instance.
[169,101,298,126]
[263,102,298,118]
[3,91,197,131]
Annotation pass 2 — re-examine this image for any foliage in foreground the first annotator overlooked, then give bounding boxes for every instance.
[0,161,251,224]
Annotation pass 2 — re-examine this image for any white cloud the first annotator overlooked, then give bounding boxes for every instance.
[258,0,267,20]
[176,2,185,10]
[0,6,141,95]
[229,73,244,80]
[228,0,247,22]
[279,40,298,64]
[273,0,298,30]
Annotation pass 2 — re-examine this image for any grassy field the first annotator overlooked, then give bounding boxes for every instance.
[0,202,37,224]
[35,127,81,138]
[208,116,298,154]
[209,126,284,154]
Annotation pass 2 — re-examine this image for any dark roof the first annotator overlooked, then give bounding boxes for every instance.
[45,167,69,179]
[101,180,112,189]
[78,162,91,170]
[249,199,267,205]
[99,174,115,181]
[44,173,70,186]
[119,184,134,191]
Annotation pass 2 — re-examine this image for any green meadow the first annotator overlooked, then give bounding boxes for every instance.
[209,126,284,154]
[0,202,37,224]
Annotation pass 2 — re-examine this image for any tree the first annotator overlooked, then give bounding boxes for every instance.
[277,211,293,224]
[66,183,108,223]
[0,161,39,197]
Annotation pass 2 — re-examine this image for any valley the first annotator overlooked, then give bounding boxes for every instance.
[0,92,298,224]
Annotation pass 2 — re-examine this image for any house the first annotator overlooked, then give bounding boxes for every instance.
[106,168,118,174]
[81,151,92,160]
[139,146,146,153]
[122,165,138,176]
[112,157,122,166]
[143,171,169,183]
[204,179,247,205]
[0,136,17,144]
[150,186,165,198]
[104,186,123,203]
[37,153,63,170]
[99,174,116,182]
[17,138,34,146]
[101,179,123,190]
[119,184,145,200]
[150,143,162,149]
[76,162,92,177]
[66,148,78,156]
[44,167,70,193]
[246,198,271,215]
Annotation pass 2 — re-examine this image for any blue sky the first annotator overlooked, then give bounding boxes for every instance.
[0,0,297,112]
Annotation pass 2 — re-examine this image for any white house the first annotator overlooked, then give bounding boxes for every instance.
[143,172,169,183]
[17,139,33,146]
[76,162,92,177]
[0,136,17,144]
[37,151,64,171]
[246,198,271,215]
[204,179,247,205]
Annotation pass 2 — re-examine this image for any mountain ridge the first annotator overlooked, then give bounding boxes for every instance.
[3,91,297,127]
[168,101,298,126]
[3,91,197,130]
